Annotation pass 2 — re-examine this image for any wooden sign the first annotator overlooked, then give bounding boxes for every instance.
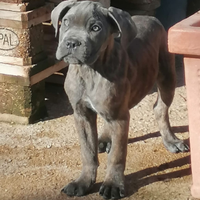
[0,28,19,50]
[0,24,44,58]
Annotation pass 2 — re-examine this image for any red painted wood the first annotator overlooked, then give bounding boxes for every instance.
[168,11,200,199]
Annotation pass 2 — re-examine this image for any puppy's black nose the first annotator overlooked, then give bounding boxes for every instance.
[66,39,81,49]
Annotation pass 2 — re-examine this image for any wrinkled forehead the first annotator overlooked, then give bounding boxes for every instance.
[63,2,105,25]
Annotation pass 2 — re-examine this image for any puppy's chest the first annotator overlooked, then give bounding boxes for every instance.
[82,74,117,118]
[85,93,115,121]
[67,64,120,119]
[84,78,112,111]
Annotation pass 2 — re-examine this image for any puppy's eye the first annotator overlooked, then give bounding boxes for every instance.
[91,24,101,32]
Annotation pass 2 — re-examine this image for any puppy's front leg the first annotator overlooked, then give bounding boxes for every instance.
[62,101,98,197]
[99,112,130,199]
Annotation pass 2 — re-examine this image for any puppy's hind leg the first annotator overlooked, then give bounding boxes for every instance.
[154,50,189,153]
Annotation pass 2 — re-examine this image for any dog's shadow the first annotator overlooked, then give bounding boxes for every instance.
[128,125,189,144]
[91,125,190,196]
[44,82,73,120]
[91,156,191,197]
[125,154,191,197]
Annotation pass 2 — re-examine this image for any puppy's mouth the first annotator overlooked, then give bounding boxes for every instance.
[56,46,81,63]
[63,54,81,64]
[56,46,99,65]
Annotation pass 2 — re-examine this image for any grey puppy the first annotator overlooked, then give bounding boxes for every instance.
[51,1,189,199]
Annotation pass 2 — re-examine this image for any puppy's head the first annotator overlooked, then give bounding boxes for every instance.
[51,0,137,65]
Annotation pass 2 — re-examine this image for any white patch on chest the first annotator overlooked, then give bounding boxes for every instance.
[87,98,98,113]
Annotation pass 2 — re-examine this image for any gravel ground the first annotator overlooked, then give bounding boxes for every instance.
[0,58,198,200]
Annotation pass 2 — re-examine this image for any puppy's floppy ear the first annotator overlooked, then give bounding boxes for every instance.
[107,7,137,46]
[51,0,77,37]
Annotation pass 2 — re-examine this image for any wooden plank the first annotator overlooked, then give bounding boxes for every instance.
[45,67,68,85]
[28,13,51,28]
[26,3,54,21]
[0,2,28,12]
[0,13,51,28]
[30,58,54,76]
[0,52,47,65]
[31,61,68,85]
[0,55,24,65]
[0,2,46,13]
[0,10,23,21]
[0,62,30,77]
[0,0,42,4]
[0,18,24,29]
[0,3,54,22]
[0,113,29,125]
[0,57,51,77]
[47,0,62,5]
[0,0,45,10]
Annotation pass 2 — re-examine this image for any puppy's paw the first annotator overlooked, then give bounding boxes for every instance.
[164,139,189,153]
[99,183,125,199]
[98,141,111,154]
[61,180,92,197]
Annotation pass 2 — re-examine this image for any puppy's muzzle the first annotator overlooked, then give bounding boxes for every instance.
[66,39,82,50]
[56,38,83,62]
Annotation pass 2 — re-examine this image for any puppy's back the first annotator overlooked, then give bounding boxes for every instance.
[131,16,166,43]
